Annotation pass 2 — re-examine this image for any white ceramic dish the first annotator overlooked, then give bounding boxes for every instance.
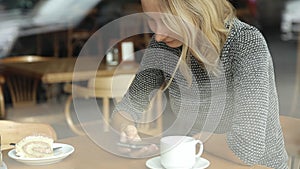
[0,162,8,169]
[8,143,74,166]
[146,156,210,169]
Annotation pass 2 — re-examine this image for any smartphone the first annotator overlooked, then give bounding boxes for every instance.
[117,142,158,150]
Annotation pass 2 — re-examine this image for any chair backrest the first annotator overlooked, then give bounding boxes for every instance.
[0,55,52,63]
[66,74,136,99]
[279,115,300,169]
[0,75,5,118]
[0,55,53,107]
[0,120,57,150]
[63,74,136,135]
[89,74,162,136]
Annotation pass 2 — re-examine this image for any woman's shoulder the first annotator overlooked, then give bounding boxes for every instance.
[224,19,271,67]
[224,18,270,60]
[229,18,266,44]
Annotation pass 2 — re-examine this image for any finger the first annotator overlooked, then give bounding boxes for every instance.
[129,146,149,158]
[124,125,138,139]
[118,147,132,154]
[149,144,159,151]
[193,133,201,140]
[130,135,142,142]
[121,133,141,143]
[129,144,159,158]
[145,144,159,156]
[192,133,199,138]
[120,131,128,143]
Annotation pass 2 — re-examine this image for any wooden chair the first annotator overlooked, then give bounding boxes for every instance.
[64,74,163,136]
[0,75,5,119]
[0,55,53,107]
[279,115,300,169]
[0,120,57,150]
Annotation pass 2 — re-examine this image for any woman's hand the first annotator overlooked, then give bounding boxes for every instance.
[120,125,142,143]
[118,125,159,158]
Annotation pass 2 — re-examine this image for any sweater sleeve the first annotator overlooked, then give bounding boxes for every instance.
[112,38,167,122]
[114,68,165,121]
[227,27,271,165]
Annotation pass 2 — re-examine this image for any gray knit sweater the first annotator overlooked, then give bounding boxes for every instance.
[114,19,288,168]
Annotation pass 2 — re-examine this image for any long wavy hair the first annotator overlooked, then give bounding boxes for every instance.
[155,0,235,90]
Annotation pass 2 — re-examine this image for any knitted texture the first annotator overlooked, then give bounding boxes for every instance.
[113,18,288,168]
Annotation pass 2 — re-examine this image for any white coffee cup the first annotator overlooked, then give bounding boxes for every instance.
[160,136,203,169]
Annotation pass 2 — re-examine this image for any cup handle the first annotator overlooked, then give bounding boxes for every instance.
[195,140,203,158]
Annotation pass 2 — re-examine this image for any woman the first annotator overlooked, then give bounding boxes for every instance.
[111,0,288,168]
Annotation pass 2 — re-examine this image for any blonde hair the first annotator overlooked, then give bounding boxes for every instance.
[157,0,235,90]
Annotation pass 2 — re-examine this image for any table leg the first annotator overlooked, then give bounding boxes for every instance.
[103,97,110,132]
[0,83,5,119]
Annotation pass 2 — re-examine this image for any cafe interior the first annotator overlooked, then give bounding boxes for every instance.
[0,0,299,168]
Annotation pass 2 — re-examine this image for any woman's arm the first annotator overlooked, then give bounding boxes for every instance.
[227,27,272,165]
[111,68,165,127]
[193,26,273,165]
[111,38,171,129]
[111,111,135,132]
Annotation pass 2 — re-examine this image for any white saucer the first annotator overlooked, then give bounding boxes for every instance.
[146,156,210,169]
[8,143,74,166]
[0,162,8,169]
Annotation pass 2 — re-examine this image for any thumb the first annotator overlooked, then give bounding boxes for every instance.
[123,125,141,142]
[120,131,128,143]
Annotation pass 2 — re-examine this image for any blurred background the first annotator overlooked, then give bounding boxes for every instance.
[0,0,299,122]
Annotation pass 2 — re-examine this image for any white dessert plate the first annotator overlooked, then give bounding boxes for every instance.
[8,143,74,166]
[146,156,210,169]
[0,162,8,169]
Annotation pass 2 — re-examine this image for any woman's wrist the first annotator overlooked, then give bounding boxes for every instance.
[111,111,135,132]
[120,123,130,132]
